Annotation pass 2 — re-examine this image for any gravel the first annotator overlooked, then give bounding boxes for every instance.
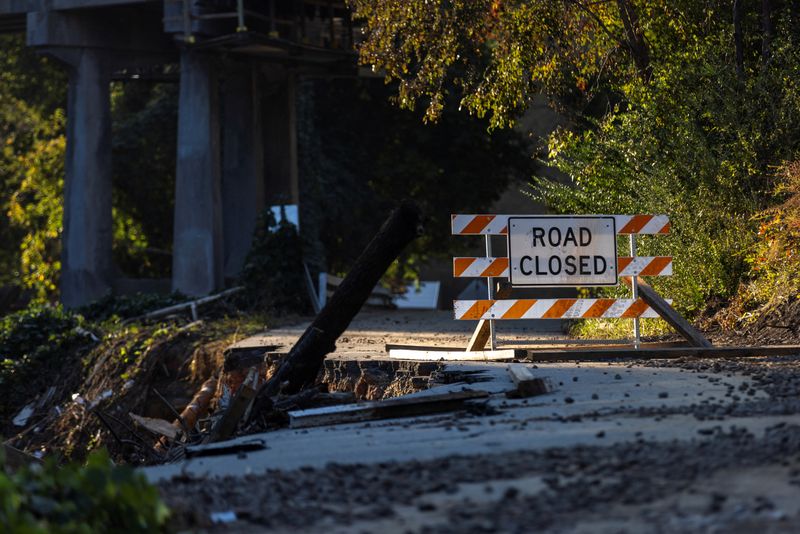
[159,354,800,533]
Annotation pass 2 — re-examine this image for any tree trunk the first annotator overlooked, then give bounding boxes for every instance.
[762,0,774,64]
[734,0,745,81]
[249,200,422,420]
[616,0,652,80]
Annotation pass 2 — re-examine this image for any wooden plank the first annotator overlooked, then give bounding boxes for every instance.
[288,389,490,429]
[385,343,468,352]
[505,340,690,349]
[632,277,712,347]
[389,348,522,361]
[466,283,513,351]
[526,345,800,361]
[506,364,552,397]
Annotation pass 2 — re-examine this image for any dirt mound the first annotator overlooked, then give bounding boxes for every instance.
[705,293,800,345]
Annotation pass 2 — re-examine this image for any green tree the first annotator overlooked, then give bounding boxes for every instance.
[0,34,67,300]
[298,78,532,281]
[351,1,800,313]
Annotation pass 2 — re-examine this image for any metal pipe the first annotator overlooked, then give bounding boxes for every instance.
[182,0,194,44]
[269,0,277,35]
[236,0,247,32]
[629,234,641,349]
[486,235,497,350]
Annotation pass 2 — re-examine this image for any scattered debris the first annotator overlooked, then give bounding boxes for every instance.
[127,287,243,324]
[156,377,217,453]
[89,389,113,409]
[207,369,258,443]
[129,413,180,441]
[209,511,238,524]
[12,403,34,427]
[506,364,553,398]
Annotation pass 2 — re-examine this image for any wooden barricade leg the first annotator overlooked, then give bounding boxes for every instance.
[466,283,513,351]
[628,276,712,348]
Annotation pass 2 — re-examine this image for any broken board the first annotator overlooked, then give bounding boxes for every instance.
[506,364,552,397]
[288,389,490,429]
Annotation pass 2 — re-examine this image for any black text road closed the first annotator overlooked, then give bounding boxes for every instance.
[507,216,618,287]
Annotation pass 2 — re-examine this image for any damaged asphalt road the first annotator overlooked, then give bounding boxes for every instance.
[152,354,800,533]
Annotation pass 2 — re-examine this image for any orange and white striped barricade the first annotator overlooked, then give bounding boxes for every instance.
[450,214,676,353]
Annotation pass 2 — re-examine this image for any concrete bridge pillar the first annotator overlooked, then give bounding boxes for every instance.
[262,68,299,206]
[222,64,265,279]
[172,50,224,296]
[61,48,113,308]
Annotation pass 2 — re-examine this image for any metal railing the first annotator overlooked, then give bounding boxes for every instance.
[163,0,355,50]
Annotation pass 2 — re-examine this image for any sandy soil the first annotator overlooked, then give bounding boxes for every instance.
[229,308,566,357]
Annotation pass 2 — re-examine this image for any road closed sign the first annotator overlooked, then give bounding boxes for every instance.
[508,216,618,287]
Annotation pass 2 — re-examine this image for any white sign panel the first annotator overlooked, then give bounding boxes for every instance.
[508,216,618,287]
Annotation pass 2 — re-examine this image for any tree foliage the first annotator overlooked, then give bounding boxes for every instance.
[352,0,800,313]
[1,449,169,532]
[0,35,67,300]
[351,0,664,127]
[298,78,532,281]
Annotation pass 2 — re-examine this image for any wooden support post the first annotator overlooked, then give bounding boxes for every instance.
[466,282,513,351]
[631,276,712,348]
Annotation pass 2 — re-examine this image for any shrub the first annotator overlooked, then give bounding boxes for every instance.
[239,209,311,315]
[0,305,93,420]
[0,449,169,533]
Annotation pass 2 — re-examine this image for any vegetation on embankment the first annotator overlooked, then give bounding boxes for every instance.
[351,0,800,332]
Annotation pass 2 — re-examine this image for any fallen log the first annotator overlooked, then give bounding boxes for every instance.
[249,200,422,421]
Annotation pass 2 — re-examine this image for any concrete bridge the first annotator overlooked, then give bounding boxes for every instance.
[0,0,356,306]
